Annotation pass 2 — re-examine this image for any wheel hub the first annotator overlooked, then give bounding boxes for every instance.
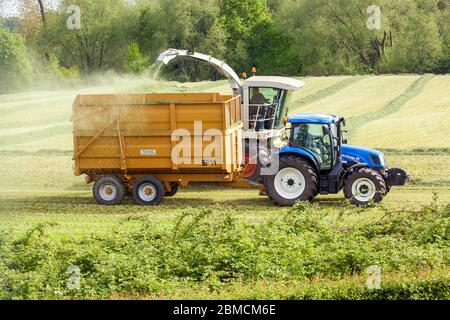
[99,183,117,201]
[144,186,154,196]
[359,185,369,194]
[138,183,157,202]
[274,168,306,200]
[352,178,376,202]
[105,186,113,195]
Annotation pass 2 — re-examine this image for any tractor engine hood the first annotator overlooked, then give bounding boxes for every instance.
[341,144,386,168]
[157,49,242,93]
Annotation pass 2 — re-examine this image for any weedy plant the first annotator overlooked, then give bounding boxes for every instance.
[0,200,448,299]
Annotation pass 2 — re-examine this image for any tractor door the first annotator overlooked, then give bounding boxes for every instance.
[290,123,335,171]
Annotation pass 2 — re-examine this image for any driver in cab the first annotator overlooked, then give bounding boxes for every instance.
[250,88,266,105]
[296,124,321,154]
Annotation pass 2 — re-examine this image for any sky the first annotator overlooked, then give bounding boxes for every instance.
[0,0,59,17]
[0,0,20,17]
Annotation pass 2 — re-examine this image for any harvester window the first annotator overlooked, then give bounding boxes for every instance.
[291,123,333,170]
[249,87,284,131]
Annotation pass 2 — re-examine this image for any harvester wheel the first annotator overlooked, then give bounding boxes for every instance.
[344,168,386,206]
[93,175,126,205]
[242,153,260,182]
[165,182,179,197]
[133,176,165,206]
[264,156,318,206]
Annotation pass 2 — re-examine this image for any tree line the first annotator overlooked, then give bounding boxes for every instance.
[1,0,449,93]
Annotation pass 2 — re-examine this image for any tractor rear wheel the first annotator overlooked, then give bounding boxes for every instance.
[93,175,126,205]
[133,176,165,206]
[264,156,318,206]
[344,168,386,206]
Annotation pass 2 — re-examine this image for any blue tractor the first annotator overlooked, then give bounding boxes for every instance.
[263,114,408,206]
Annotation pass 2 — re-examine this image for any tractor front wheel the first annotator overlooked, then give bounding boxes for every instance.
[264,156,318,206]
[344,168,386,206]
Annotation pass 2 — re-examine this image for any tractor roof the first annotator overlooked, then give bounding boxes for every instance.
[244,76,305,91]
[288,114,339,124]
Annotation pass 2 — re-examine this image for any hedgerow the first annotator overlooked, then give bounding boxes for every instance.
[0,200,448,299]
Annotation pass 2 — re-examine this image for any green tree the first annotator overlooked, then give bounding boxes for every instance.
[275,0,448,75]
[135,0,227,81]
[247,20,299,75]
[219,0,270,71]
[0,28,33,93]
[437,0,450,73]
[380,0,444,73]
[123,41,150,73]
[44,0,132,73]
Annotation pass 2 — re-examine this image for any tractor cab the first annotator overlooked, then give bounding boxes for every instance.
[285,114,344,172]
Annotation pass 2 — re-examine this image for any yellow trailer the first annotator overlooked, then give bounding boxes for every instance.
[72,92,243,205]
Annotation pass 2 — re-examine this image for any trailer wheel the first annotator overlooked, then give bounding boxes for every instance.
[133,176,165,206]
[93,175,126,205]
[264,156,318,206]
[344,168,386,206]
[165,182,179,197]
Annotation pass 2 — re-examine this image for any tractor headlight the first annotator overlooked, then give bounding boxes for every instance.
[379,154,386,167]
[370,153,386,166]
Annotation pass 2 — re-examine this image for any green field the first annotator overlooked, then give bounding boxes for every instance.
[0,76,449,299]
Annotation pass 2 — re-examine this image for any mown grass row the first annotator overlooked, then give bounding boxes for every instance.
[1,200,448,300]
[0,124,71,148]
[290,76,367,111]
[347,75,434,138]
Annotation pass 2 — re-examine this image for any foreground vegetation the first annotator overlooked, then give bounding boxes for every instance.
[0,200,448,299]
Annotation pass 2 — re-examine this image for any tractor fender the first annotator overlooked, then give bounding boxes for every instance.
[341,163,368,182]
[275,147,320,173]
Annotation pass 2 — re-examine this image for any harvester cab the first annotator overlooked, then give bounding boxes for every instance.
[264,114,409,206]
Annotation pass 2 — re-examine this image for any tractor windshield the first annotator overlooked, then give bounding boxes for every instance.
[291,123,333,170]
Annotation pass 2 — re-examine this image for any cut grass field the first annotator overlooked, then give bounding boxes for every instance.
[0,75,449,299]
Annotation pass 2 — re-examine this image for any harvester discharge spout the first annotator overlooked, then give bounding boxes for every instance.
[157,48,243,94]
